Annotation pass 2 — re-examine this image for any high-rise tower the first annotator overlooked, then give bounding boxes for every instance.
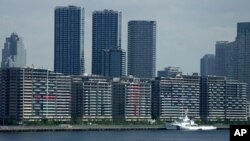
[236,22,250,101]
[92,10,125,77]
[128,21,156,78]
[54,5,84,75]
[215,41,237,79]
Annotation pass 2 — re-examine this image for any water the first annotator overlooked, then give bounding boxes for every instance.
[0,130,229,141]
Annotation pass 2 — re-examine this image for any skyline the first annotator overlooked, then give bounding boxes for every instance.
[0,0,250,74]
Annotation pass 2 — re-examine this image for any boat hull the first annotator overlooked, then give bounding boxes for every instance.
[165,123,217,130]
[199,126,217,130]
[179,126,200,130]
[165,123,180,130]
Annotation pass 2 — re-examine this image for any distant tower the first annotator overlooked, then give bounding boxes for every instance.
[157,67,182,78]
[92,10,125,77]
[1,33,26,68]
[200,54,215,76]
[215,41,237,79]
[215,41,228,76]
[128,21,156,78]
[54,5,84,75]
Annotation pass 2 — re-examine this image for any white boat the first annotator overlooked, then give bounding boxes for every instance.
[165,113,216,130]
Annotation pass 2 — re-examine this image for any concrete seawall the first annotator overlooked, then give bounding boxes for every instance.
[0,126,167,132]
[0,125,229,132]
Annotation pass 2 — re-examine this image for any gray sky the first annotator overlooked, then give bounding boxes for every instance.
[0,0,249,74]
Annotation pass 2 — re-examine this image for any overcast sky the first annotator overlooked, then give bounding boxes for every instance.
[0,0,249,74]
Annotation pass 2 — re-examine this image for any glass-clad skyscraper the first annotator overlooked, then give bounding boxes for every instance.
[236,22,250,101]
[1,33,26,68]
[54,5,84,75]
[92,10,125,77]
[128,21,156,78]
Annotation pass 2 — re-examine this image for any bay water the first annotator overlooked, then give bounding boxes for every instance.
[0,130,229,141]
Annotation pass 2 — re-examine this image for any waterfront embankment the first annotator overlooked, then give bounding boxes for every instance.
[0,125,165,132]
[0,124,228,132]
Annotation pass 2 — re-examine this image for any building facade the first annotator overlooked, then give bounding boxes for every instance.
[200,54,215,76]
[0,68,71,124]
[1,33,26,68]
[128,21,156,78]
[112,77,151,121]
[54,5,84,75]
[92,10,125,77]
[152,74,200,121]
[71,75,112,121]
[200,76,247,121]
